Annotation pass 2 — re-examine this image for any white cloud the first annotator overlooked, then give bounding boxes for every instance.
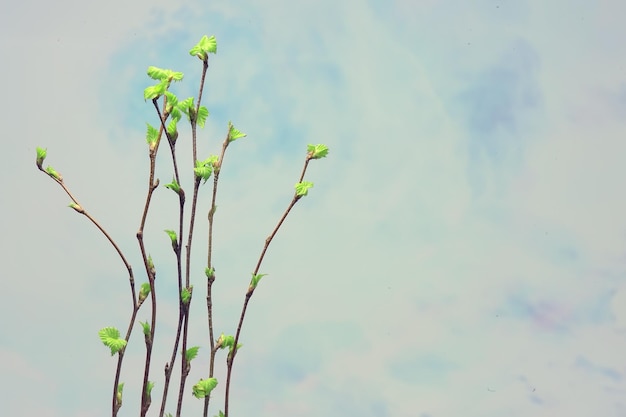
[3,0,626,416]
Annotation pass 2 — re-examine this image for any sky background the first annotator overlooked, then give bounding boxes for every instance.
[2,0,626,416]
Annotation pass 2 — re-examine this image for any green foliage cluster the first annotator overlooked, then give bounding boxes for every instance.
[35,35,328,417]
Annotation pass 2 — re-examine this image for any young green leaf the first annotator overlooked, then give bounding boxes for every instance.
[36,147,47,170]
[192,378,218,399]
[116,383,124,406]
[181,286,192,305]
[178,97,195,115]
[217,334,242,352]
[197,105,209,128]
[143,85,160,101]
[205,267,215,280]
[250,273,268,290]
[216,333,234,349]
[164,91,179,109]
[189,35,217,61]
[147,66,167,81]
[140,321,150,336]
[145,123,158,150]
[295,181,314,197]
[170,71,184,81]
[147,66,184,82]
[146,381,155,397]
[194,163,212,184]
[228,121,246,142]
[214,411,225,417]
[143,80,169,101]
[99,327,121,341]
[170,106,182,122]
[139,283,151,303]
[165,177,181,194]
[98,327,127,356]
[307,143,329,159]
[194,156,219,184]
[147,254,155,276]
[185,346,200,362]
[164,229,178,252]
[68,202,84,213]
[164,229,177,244]
[166,118,179,143]
[45,166,62,182]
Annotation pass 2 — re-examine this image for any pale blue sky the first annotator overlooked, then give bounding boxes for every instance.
[2,1,626,416]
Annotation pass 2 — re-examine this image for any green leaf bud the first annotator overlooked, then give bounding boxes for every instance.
[36,147,47,170]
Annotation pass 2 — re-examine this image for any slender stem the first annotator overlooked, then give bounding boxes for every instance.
[185,180,201,287]
[223,157,313,417]
[137,180,159,417]
[137,96,172,416]
[171,56,209,416]
[36,166,136,417]
[174,181,199,417]
[174,181,197,417]
[176,310,191,417]
[158,190,185,417]
[140,286,156,417]
[150,93,198,417]
[159,311,183,417]
[193,58,209,165]
[37,171,134,282]
[185,57,209,290]
[156,56,210,416]
[203,129,231,416]
[112,304,138,416]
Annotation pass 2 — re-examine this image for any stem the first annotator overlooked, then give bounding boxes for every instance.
[151,94,195,417]
[223,157,313,417]
[193,58,209,165]
[35,166,136,417]
[36,171,134,283]
[137,181,159,417]
[176,311,191,417]
[175,179,198,417]
[158,250,184,417]
[112,305,138,416]
[137,96,171,416]
[185,56,209,290]
[203,129,231,416]
[174,56,210,416]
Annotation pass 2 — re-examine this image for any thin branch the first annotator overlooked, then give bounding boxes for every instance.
[172,55,209,417]
[223,157,313,417]
[35,166,137,417]
[203,127,231,416]
[137,96,173,416]
[193,58,209,165]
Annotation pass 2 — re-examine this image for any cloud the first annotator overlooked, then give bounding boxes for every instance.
[4,0,626,416]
